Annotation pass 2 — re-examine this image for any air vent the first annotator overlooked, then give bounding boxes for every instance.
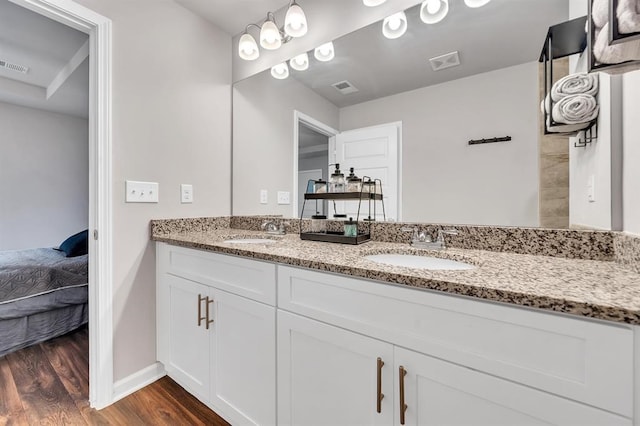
[429,51,460,72]
[332,80,359,95]
[0,60,29,74]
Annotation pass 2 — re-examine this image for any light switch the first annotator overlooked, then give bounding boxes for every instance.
[126,180,159,203]
[277,191,290,205]
[260,190,268,204]
[181,184,193,203]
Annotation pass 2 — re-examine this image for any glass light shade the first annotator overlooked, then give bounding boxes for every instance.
[290,52,309,71]
[314,42,335,62]
[271,62,289,79]
[420,0,449,24]
[238,33,259,60]
[363,0,386,6]
[284,3,308,37]
[382,11,408,39]
[260,19,282,50]
[464,0,491,7]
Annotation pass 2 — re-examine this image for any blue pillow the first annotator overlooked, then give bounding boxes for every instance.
[58,230,89,257]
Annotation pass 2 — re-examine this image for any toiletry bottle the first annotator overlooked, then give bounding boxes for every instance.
[344,217,357,237]
[311,214,327,233]
[329,163,345,193]
[346,167,362,192]
[314,179,327,194]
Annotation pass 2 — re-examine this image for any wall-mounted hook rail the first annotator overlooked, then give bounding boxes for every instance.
[574,123,598,148]
[468,136,512,146]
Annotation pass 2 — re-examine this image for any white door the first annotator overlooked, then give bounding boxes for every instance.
[334,123,400,221]
[210,289,276,426]
[298,169,323,218]
[278,310,394,426]
[164,274,211,402]
[394,347,631,426]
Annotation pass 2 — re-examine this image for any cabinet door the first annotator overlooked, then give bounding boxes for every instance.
[210,289,276,426]
[278,310,394,426]
[163,274,212,402]
[394,347,631,426]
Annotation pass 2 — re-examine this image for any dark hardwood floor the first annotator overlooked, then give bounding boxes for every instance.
[0,326,229,425]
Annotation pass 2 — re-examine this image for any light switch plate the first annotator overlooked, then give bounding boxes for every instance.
[181,184,193,203]
[126,180,159,203]
[277,191,290,205]
[260,190,268,204]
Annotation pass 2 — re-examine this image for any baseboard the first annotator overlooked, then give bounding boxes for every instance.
[112,362,166,404]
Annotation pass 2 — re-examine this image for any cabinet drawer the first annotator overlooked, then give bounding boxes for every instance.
[158,243,276,305]
[277,266,634,417]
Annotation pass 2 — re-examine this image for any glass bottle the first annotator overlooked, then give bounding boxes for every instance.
[314,179,327,194]
[329,163,345,193]
[346,168,362,192]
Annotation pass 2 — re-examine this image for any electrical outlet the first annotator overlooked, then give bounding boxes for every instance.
[181,184,193,203]
[125,180,159,203]
[277,191,291,205]
[260,190,268,204]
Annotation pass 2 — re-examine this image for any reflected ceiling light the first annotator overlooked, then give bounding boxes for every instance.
[284,1,308,37]
[382,11,408,39]
[464,0,491,7]
[290,52,309,71]
[239,2,309,60]
[314,42,335,62]
[238,32,259,60]
[363,0,387,6]
[420,0,449,24]
[271,62,290,79]
[260,14,282,50]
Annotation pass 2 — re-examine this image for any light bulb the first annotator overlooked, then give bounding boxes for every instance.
[420,0,449,24]
[314,41,335,62]
[260,19,282,50]
[388,16,402,31]
[290,52,309,71]
[271,62,289,79]
[285,3,308,37]
[464,0,491,7]
[238,33,259,60]
[362,0,386,5]
[427,0,440,14]
[382,11,407,39]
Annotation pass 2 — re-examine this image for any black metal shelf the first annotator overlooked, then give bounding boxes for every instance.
[300,231,371,245]
[304,192,383,201]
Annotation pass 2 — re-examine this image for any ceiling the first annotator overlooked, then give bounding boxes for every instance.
[0,0,89,118]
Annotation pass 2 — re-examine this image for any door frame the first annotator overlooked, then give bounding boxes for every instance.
[9,0,114,409]
[293,111,339,218]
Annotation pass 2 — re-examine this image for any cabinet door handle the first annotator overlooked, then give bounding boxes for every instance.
[205,297,214,330]
[399,365,407,425]
[376,357,385,413]
[197,294,207,327]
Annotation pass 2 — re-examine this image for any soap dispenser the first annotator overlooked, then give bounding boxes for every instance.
[329,163,345,193]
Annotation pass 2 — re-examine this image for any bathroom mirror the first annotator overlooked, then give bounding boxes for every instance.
[233,0,575,227]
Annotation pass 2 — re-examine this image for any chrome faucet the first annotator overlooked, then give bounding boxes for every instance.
[262,220,289,235]
[401,227,458,250]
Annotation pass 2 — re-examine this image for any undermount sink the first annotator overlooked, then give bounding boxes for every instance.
[365,254,475,271]
[224,238,278,244]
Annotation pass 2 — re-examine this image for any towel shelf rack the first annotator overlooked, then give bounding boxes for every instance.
[468,136,511,145]
[610,0,640,45]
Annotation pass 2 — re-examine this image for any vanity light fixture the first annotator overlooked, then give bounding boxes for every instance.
[314,42,335,62]
[271,62,290,79]
[464,0,491,8]
[363,0,387,6]
[290,52,309,71]
[238,1,309,60]
[382,11,408,39]
[420,0,449,24]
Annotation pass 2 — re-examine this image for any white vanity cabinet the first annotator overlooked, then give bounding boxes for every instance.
[156,243,277,426]
[277,266,635,426]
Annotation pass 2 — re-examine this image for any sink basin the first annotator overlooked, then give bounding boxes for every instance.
[365,254,475,270]
[224,238,277,244]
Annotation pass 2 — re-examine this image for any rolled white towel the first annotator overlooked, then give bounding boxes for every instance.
[546,117,591,133]
[551,73,598,102]
[594,22,640,63]
[552,94,599,125]
[592,0,609,29]
[617,0,640,34]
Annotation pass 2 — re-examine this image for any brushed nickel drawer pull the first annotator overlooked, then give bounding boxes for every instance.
[197,294,206,327]
[377,357,385,413]
[205,297,214,329]
[399,365,407,425]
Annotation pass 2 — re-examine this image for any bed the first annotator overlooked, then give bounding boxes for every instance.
[0,245,88,357]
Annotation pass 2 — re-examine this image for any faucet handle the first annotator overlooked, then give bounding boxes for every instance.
[436,228,458,243]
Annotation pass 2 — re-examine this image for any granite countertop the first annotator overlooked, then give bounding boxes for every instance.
[152,228,640,325]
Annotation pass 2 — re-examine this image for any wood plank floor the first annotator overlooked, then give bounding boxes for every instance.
[0,326,230,425]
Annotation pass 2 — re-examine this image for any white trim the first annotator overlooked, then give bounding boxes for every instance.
[112,363,166,403]
[293,111,339,217]
[9,0,114,410]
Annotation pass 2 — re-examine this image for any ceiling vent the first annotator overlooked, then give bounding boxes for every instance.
[429,51,460,71]
[332,80,359,95]
[0,60,29,74]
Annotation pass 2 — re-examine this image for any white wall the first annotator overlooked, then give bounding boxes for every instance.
[623,70,640,235]
[233,69,339,216]
[74,0,232,383]
[340,62,540,227]
[0,102,88,250]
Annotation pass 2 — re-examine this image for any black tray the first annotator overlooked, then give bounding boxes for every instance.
[300,231,371,245]
[304,192,382,201]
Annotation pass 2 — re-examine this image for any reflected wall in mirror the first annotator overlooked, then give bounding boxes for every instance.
[232,0,574,227]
